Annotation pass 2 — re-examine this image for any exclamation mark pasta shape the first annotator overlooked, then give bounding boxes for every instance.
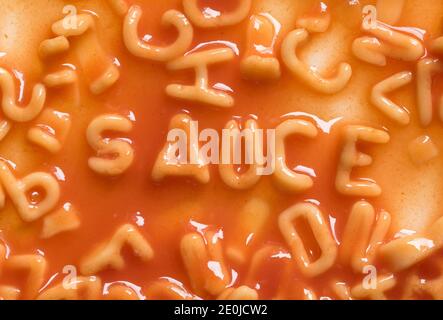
[241,14,281,81]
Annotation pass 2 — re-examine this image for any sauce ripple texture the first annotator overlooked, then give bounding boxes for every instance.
[0,0,443,300]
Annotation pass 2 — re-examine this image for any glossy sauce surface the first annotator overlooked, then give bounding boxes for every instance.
[1,0,443,300]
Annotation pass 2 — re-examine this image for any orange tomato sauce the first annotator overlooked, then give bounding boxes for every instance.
[1,0,443,300]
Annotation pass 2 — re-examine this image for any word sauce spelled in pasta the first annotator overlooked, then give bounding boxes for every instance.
[1,0,443,301]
